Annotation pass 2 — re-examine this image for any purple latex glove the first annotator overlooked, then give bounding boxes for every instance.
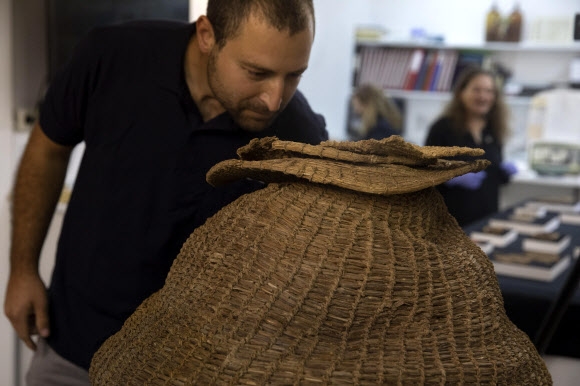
[445,171,487,190]
[500,161,518,176]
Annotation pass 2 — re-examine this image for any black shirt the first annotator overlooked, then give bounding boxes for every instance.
[425,117,509,227]
[40,20,328,370]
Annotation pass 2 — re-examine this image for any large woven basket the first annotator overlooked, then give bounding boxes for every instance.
[90,136,551,385]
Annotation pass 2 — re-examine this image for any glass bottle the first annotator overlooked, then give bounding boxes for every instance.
[505,3,523,42]
[485,3,501,42]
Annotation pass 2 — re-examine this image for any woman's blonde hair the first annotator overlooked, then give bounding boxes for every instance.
[353,84,402,136]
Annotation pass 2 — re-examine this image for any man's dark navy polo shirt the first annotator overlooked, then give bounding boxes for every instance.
[39,20,327,370]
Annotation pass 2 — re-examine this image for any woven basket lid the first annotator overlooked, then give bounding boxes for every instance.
[90,136,551,385]
[206,135,490,195]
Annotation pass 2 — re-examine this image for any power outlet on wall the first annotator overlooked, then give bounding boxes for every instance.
[14,107,38,132]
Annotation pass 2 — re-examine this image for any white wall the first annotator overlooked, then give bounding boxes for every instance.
[190,0,207,21]
[0,0,16,383]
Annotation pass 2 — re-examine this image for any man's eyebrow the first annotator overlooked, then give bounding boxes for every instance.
[241,61,308,75]
[241,62,272,73]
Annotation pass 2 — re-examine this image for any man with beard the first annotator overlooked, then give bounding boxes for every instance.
[5,0,327,384]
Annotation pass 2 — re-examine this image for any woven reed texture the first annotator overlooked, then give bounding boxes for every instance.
[90,137,551,385]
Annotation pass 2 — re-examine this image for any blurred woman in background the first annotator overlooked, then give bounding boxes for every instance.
[350,84,402,140]
[425,65,517,226]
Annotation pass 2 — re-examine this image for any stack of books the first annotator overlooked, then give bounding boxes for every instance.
[469,198,580,282]
[470,226,518,247]
[559,211,580,225]
[523,197,580,213]
[489,249,572,282]
[522,232,571,255]
[512,205,547,218]
[522,197,580,226]
[487,209,560,236]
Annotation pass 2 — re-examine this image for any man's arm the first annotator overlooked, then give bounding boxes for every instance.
[4,123,73,350]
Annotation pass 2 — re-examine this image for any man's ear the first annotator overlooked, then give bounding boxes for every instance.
[196,15,215,54]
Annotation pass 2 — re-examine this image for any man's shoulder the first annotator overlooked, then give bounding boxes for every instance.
[69,19,194,81]
[86,20,193,49]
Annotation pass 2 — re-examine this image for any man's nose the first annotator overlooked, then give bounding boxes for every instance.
[259,78,285,112]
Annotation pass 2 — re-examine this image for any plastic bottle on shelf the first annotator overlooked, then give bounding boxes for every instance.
[505,3,523,42]
[485,3,501,42]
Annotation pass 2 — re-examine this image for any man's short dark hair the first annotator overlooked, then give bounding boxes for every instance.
[206,0,315,49]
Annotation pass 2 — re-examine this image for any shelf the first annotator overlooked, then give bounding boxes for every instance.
[356,39,580,53]
[352,41,576,96]
[385,89,531,106]
[483,41,580,53]
[385,89,449,101]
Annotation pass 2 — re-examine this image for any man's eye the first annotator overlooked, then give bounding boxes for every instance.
[248,70,266,78]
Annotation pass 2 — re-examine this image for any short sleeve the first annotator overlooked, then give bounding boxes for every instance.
[40,28,105,146]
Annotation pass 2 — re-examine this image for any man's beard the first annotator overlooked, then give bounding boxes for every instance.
[207,52,279,132]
